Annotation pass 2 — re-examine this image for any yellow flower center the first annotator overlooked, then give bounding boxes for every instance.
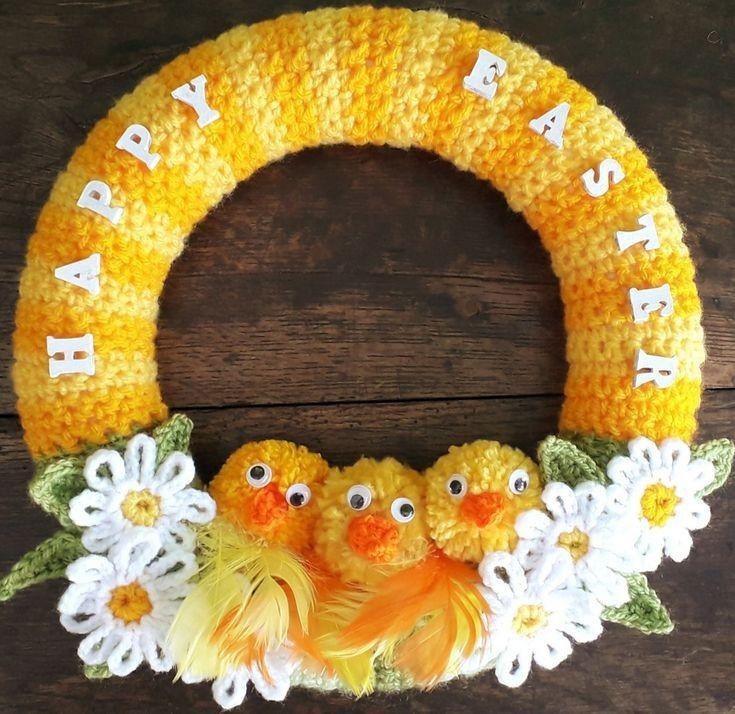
[512,604,548,636]
[107,581,153,624]
[121,488,161,527]
[640,483,679,527]
[557,527,590,561]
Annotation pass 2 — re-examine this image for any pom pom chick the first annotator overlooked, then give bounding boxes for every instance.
[424,440,543,564]
[313,457,488,693]
[167,440,329,680]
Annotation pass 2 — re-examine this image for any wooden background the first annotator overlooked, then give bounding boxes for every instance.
[0,1,733,711]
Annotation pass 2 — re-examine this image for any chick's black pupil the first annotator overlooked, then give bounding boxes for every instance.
[350,494,365,509]
[449,479,463,495]
[514,477,527,492]
[249,465,266,480]
[290,492,305,507]
[400,503,414,518]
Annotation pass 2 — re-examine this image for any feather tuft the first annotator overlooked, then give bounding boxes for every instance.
[167,518,316,680]
[338,548,489,687]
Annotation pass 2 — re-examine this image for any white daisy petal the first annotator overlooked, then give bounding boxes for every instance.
[159,519,197,550]
[250,655,294,702]
[152,453,196,497]
[675,459,715,497]
[628,437,662,472]
[124,434,158,486]
[514,509,552,541]
[66,554,114,584]
[479,552,526,601]
[78,623,120,666]
[495,645,532,688]
[532,628,572,670]
[109,529,162,582]
[574,482,607,527]
[212,667,250,710]
[659,438,691,475]
[139,630,172,672]
[167,488,217,525]
[60,611,105,635]
[68,490,110,528]
[107,631,144,676]
[84,449,127,492]
[180,669,207,684]
[663,525,694,563]
[542,482,578,521]
[675,498,711,531]
[80,517,127,554]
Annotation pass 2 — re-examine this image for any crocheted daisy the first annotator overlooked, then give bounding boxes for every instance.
[606,437,715,571]
[69,434,216,553]
[479,550,603,688]
[58,529,197,676]
[514,482,640,607]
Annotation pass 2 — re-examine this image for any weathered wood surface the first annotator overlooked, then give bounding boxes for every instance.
[0,1,733,712]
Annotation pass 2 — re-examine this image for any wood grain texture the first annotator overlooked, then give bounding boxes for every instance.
[0,1,733,712]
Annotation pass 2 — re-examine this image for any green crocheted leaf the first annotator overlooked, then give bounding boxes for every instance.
[152,413,194,464]
[84,664,112,680]
[538,435,609,487]
[28,414,194,527]
[603,574,673,635]
[0,529,85,602]
[692,438,734,497]
[560,432,628,472]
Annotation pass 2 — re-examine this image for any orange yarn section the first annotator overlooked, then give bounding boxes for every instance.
[347,515,400,563]
[13,6,704,458]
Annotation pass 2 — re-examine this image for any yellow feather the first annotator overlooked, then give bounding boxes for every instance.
[311,584,380,696]
[167,518,316,679]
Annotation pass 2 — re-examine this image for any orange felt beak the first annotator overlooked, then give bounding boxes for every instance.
[460,491,505,528]
[347,513,400,563]
[249,482,288,528]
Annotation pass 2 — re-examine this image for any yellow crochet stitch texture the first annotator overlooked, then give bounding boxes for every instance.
[12,6,705,460]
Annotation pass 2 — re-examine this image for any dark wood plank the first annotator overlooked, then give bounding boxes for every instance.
[0,0,734,413]
[1,389,734,712]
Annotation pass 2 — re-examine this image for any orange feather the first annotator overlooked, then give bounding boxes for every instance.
[338,548,489,687]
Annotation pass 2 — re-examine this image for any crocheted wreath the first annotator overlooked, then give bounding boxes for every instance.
[3,6,733,706]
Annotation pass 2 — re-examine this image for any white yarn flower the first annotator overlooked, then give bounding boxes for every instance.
[479,550,603,688]
[606,437,715,571]
[58,529,197,676]
[69,434,216,553]
[181,648,297,707]
[514,481,640,607]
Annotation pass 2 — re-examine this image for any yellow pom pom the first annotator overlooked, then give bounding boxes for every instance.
[208,439,328,554]
[314,457,428,587]
[424,440,543,563]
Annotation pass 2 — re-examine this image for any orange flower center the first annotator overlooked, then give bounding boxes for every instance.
[107,581,153,624]
[121,489,161,527]
[640,483,679,527]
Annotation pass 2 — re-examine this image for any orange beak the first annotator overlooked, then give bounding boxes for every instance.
[460,491,505,528]
[248,483,288,528]
[347,514,400,563]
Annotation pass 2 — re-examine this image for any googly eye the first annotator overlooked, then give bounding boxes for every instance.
[246,462,272,488]
[390,497,415,523]
[508,469,530,495]
[347,484,372,511]
[445,474,468,499]
[285,483,311,508]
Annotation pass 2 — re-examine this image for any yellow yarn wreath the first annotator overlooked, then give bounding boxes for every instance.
[4,5,732,703]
